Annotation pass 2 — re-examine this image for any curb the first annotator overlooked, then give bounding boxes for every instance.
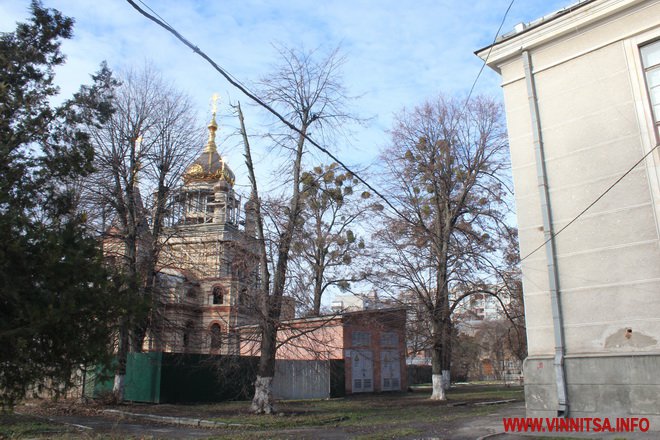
[476,433,505,440]
[102,409,255,428]
[14,410,94,431]
[474,399,518,406]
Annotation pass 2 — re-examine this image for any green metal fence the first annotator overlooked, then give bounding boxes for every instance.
[86,353,346,403]
[87,353,258,403]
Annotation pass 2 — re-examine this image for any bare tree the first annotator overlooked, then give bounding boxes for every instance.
[500,228,527,363]
[79,64,202,399]
[473,319,523,384]
[235,45,357,414]
[288,163,373,316]
[376,95,511,400]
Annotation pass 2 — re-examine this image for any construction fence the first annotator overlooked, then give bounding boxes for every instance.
[85,352,345,403]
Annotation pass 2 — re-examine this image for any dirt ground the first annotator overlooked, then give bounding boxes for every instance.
[1,384,614,439]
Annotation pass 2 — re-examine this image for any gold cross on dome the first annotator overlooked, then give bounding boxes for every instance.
[211,93,219,114]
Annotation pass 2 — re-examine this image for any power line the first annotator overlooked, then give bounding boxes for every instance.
[460,0,660,263]
[136,0,172,29]
[465,0,515,104]
[125,0,407,220]
[125,1,660,278]
[520,143,660,262]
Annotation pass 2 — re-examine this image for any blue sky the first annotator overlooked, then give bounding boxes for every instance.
[1,0,571,189]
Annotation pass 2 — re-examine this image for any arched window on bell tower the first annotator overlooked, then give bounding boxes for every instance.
[212,286,224,305]
[210,324,222,352]
[183,321,194,352]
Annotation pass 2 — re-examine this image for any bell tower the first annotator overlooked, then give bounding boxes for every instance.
[155,97,255,355]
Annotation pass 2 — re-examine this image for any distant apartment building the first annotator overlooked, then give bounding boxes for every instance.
[330,292,396,313]
[477,0,660,424]
[453,291,509,334]
[330,294,369,312]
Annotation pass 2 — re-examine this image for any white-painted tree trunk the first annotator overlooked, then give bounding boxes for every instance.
[441,369,450,390]
[430,373,446,400]
[251,375,275,414]
[113,374,125,400]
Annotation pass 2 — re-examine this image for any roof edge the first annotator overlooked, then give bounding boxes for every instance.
[474,0,647,72]
[474,0,597,57]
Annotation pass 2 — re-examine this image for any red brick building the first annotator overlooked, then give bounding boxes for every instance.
[240,308,407,394]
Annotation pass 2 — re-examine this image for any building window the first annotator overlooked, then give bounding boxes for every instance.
[210,324,222,350]
[184,191,214,224]
[212,286,224,304]
[380,331,398,347]
[183,321,194,352]
[352,331,371,347]
[227,330,239,355]
[641,40,660,136]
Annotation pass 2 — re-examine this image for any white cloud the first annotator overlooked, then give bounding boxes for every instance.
[3,0,571,189]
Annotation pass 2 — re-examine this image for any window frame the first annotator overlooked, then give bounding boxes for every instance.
[210,323,223,350]
[624,31,660,240]
[380,331,399,347]
[351,331,371,347]
[640,38,660,141]
[212,286,224,305]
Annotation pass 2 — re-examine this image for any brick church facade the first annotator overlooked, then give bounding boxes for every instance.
[104,110,293,356]
[146,111,258,355]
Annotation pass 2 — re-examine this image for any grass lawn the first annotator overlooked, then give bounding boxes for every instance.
[120,383,524,439]
[10,383,527,439]
[201,384,523,429]
[0,414,77,439]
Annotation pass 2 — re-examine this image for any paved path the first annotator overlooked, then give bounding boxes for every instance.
[37,402,659,439]
[42,401,526,439]
[31,414,218,439]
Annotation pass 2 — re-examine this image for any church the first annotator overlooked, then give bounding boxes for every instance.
[146,110,254,355]
[127,109,293,356]
[99,107,407,400]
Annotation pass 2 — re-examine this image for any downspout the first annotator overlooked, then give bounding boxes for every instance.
[522,50,569,417]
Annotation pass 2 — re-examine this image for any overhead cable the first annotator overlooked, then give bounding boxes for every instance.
[465,0,515,104]
[520,143,660,262]
[125,0,408,220]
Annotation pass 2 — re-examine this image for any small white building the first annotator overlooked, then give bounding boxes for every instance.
[331,294,369,313]
[477,0,660,425]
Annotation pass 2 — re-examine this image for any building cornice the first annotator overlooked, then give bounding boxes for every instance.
[475,0,646,72]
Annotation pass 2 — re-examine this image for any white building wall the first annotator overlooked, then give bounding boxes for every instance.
[479,0,660,423]
[499,0,660,358]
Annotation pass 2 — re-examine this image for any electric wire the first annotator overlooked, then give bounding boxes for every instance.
[136,0,173,29]
[125,0,408,220]
[125,0,655,265]
[465,0,515,105]
[520,143,660,262]
[125,0,518,223]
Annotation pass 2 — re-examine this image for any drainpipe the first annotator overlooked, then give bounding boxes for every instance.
[522,50,569,417]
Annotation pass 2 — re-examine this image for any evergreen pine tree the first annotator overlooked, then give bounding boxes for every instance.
[0,1,140,409]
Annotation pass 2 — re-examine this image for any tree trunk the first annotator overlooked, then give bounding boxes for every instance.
[441,316,452,391]
[113,318,129,400]
[430,335,446,400]
[251,320,277,414]
[431,372,446,401]
[250,122,308,413]
[312,262,323,315]
[430,309,452,400]
[430,364,451,398]
[442,369,451,391]
[251,376,274,414]
[238,103,278,414]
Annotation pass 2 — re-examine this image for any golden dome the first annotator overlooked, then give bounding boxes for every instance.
[183,111,235,186]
